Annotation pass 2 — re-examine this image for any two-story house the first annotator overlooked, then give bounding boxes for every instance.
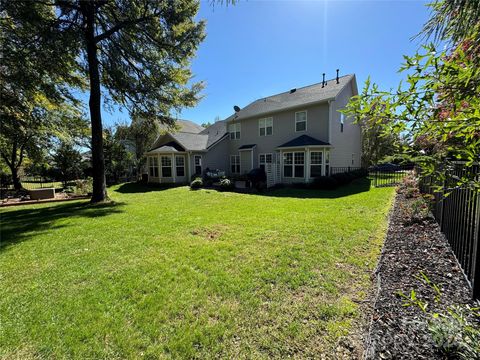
[145,73,361,185]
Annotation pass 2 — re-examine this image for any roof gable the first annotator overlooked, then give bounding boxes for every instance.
[227,74,355,122]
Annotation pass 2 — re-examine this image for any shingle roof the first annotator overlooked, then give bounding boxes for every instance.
[170,132,209,151]
[226,74,355,121]
[148,141,185,153]
[199,120,228,148]
[159,119,204,134]
[277,135,331,148]
[239,144,256,150]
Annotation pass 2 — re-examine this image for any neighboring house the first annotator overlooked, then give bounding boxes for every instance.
[145,74,361,185]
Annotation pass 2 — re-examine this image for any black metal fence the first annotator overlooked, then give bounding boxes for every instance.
[329,166,363,175]
[2,176,63,190]
[419,164,480,299]
[369,165,413,187]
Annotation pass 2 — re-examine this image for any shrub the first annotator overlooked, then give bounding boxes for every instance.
[397,272,480,359]
[74,177,93,195]
[311,176,339,190]
[247,168,267,191]
[218,178,234,191]
[190,177,203,190]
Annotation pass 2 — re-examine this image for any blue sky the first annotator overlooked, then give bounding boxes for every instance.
[103,0,431,127]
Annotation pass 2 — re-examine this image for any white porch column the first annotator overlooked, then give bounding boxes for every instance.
[187,152,192,180]
[157,153,161,183]
[172,153,176,183]
[279,150,283,182]
[322,149,326,177]
[306,147,310,183]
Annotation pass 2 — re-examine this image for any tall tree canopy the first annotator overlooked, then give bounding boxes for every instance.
[1,2,84,189]
[4,0,205,202]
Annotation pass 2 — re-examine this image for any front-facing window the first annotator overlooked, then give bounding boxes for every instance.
[149,156,159,177]
[259,117,273,136]
[161,156,172,177]
[194,155,202,175]
[175,155,185,177]
[229,123,241,140]
[259,153,273,171]
[283,152,305,178]
[310,151,323,178]
[295,111,307,132]
[230,155,240,174]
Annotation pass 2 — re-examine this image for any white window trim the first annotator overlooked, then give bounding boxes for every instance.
[283,151,305,178]
[258,117,273,137]
[194,155,202,175]
[295,110,307,132]
[160,155,173,178]
[175,155,185,177]
[229,122,241,140]
[259,153,273,167]
[230,154,240,174]
[149,156,159,177]
[310,151,323,178]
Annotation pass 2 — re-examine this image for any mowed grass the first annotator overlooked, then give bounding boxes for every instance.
[0,179,395,359]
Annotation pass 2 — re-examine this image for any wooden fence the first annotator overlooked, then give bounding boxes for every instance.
[419,164,480,299]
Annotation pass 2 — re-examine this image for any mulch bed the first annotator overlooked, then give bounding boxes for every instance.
[365,189,473,359]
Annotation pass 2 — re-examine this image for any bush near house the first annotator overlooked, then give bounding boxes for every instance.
[190,177,203,190]
[311,169,368,190]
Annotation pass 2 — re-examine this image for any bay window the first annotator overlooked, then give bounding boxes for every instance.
[310,151,323,178]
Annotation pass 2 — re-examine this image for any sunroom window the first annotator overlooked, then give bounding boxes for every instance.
[161,156,172,177]
[149,157,159,177]
[175,155,185,177]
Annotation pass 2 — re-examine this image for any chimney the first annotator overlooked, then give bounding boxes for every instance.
[336,69,339,84]
[322,73,325,88]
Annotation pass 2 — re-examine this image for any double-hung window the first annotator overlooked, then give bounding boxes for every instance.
[310,151,323,178]
[194,155,202,175]
[340,113,345,133]
[259,117,273,136]
[149,156,159,177]
[161,156,172,177]
[230,155,240,174]
[259,153,273,171]
[295,111,307,132]
[283,152,305,178]
[229,123,241,140]
[175,155,185,177]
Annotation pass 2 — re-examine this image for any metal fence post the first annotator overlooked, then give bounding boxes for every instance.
[472,192,480,300]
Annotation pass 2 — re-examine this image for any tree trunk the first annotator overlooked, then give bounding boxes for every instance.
[10,165,21,190]
[83,2,107,203]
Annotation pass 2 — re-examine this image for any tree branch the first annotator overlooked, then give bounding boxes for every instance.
[94,13,159,43]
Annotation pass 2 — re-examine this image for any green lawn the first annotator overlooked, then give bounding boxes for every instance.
[0,179,394,359]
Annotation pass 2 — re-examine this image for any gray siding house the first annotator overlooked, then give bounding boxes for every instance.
[145,74,361,185]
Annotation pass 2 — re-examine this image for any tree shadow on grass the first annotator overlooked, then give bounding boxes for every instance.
[114,182,185,194]
[0,200,125,252]
[252,178,373,199]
